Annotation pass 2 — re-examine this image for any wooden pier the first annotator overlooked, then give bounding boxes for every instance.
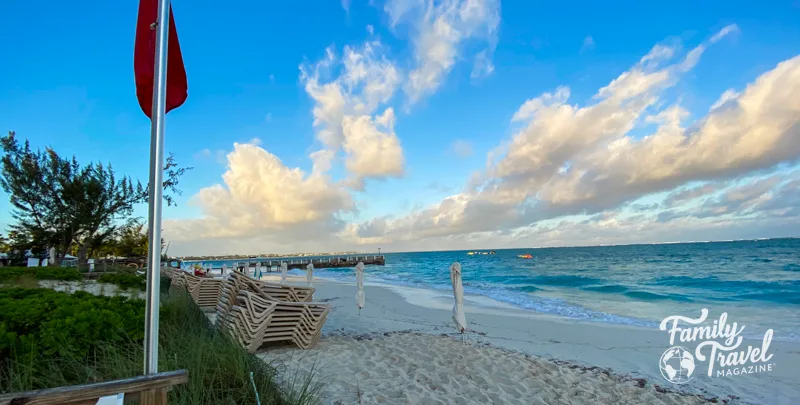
[230,255,385,271]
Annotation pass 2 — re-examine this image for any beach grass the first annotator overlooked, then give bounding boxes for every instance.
[0,287,319,405]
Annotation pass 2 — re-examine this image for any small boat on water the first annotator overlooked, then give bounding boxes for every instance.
[467,250,497,256]
[517,253,533,259]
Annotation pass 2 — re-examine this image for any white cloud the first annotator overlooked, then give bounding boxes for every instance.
[300,41,405,186]
[710,24,740,43]
[168,25,800,256]
[639,44,675,69]
[580,35,595,53]
[710,89,740,111]
[341,108,405,189]
[385,0,501,103]
[663,182,725,207]
[165,140,354,244]
[657,171,799,222]
[293,1,500,192]
[510,208,799,249]
[366,24,375,35]
[265,113,273,122]
[341,0,351,14]
[471,49,494,78]
[345,27,800,245]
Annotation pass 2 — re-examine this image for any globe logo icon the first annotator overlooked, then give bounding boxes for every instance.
[659,346,695,384]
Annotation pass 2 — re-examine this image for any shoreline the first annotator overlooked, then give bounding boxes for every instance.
[257,275,800,405]
[279,271,800,343]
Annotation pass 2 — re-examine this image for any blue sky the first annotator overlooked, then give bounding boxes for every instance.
[1,0,799,255]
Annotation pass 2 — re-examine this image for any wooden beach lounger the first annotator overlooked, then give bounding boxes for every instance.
[168,271,224,310]
[228,271,315,302]
[215,278,330,352]
[215,271,315,316]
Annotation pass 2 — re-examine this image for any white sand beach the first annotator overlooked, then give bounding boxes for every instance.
[257,275,800,405]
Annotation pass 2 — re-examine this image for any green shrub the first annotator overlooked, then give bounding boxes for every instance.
[98,273,146,291]
[0,267,82,283]
[0,288,145,359]
[34,267,83,281]
[0,288,319,404]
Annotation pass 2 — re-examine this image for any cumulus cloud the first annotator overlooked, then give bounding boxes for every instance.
[296,1,501,188]
[710,89,740,111]
[167,24,800,256]
[341,108,405,189]
[511,209,799,249]
[301,41,405,187]
[345,27,800,245]
[663,182,725,207]
[384,0,501,103]
[164,140,354,244]
[658,171,800,222]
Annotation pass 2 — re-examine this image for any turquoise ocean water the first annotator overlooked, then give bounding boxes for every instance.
[188,238,800,341]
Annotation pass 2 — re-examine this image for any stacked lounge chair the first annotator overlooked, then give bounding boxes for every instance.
[227,271,315,302]
[168,271,224,311]
[217,291,279,352]
[161,267,185,295]
[215,272,330,351]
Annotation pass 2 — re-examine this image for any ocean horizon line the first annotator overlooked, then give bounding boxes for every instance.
[177,236,799,259]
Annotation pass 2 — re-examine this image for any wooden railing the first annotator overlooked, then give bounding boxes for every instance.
[0,370,188,405]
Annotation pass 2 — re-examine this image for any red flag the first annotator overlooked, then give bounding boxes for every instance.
[134,0,188,119]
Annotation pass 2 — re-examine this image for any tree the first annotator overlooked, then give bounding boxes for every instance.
[110,219,148,257]
[93,218,167,259]
[0,131,191,265]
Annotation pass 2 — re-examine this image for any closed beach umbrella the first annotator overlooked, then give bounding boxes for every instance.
[450,262,467,334]
[280,262,288,284]
[355,262,366,313]
[254,264,262,279]
[306,262,314,287]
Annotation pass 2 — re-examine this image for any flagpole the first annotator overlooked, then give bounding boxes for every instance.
[144,0,172,375]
